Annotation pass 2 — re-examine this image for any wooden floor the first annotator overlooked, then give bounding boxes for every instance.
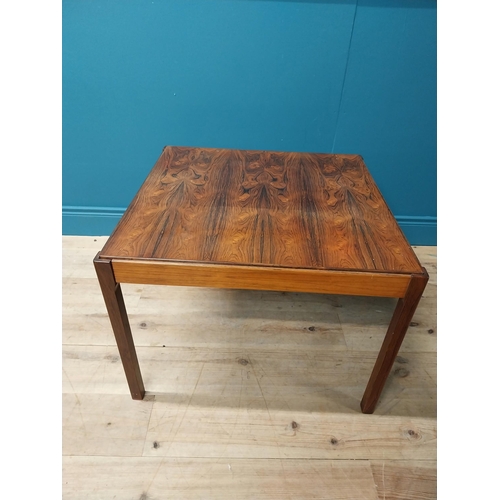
[62,236,437,499]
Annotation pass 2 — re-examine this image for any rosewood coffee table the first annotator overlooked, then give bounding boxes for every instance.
[94,146,428,414]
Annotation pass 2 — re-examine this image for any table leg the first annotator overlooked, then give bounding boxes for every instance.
[94,255,145,400]
[360,270,428,414]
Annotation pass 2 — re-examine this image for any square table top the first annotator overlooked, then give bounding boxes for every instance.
[100,146,422,275]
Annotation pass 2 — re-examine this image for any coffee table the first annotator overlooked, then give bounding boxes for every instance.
[94,146,428,414]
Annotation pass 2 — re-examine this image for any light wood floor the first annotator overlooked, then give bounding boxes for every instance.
[63,236,437,499]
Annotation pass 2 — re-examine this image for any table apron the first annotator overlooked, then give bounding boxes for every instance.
[111,259,412,298]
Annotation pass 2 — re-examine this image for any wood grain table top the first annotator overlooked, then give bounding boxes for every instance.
[100,146,422,274]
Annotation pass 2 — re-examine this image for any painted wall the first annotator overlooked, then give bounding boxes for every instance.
[63,0,436,244]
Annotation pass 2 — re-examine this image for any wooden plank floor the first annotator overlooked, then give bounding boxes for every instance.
[62,236,437,499]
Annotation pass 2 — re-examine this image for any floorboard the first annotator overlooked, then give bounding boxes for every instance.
[62,236,437,499]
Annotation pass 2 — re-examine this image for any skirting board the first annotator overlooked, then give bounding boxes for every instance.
[62,206,437,246]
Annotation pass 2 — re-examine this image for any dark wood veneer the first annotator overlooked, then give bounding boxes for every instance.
[100,147,422,274]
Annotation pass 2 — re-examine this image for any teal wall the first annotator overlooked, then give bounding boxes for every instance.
[63,0,436,244]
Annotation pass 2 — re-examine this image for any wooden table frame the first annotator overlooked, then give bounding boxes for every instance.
[93,146,428,414]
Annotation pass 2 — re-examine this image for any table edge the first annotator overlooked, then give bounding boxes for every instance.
[101,257,423,298]
[97,254,424,276]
